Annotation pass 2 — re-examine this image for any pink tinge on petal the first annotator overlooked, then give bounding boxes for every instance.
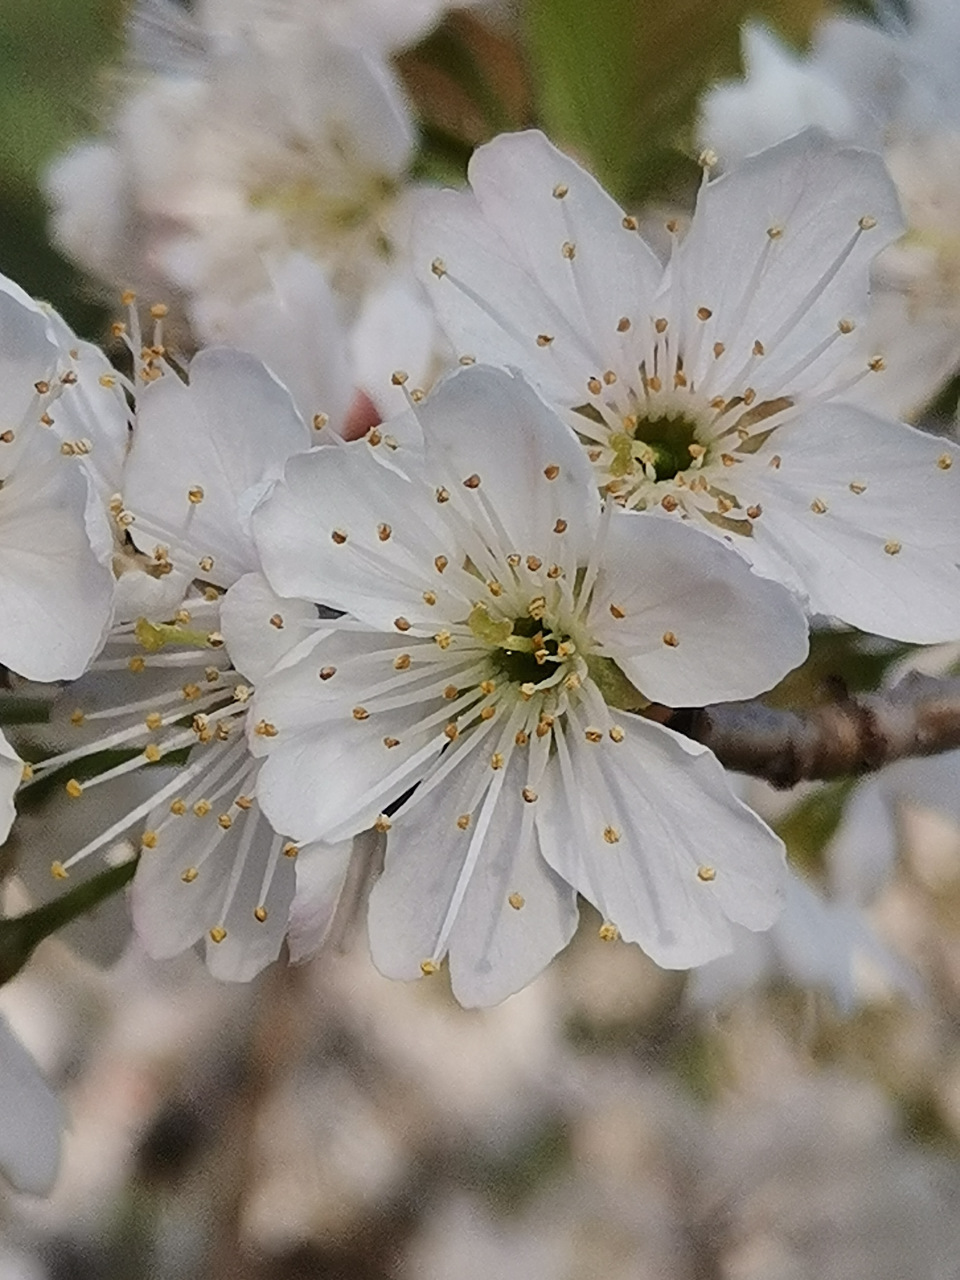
[341,390,382,441]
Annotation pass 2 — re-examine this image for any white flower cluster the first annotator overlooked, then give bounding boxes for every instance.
[4,0,960,1195]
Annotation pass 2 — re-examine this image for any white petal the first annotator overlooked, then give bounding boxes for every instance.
[368,744,578,1007]
[0,1015,63,1195]
[588,511,808,705]
[415,365,600,568]
[0,288,59,448]
[252,439,456,632]
[669,130,904,396]
[125,347,313,587]
[538,711,786,968]
[252,628,450,842]
[0,730,21,845]
[286,835,364,963]
[0,429,112,681]
[414,130,663,405]
[132,808,296,982]
[193,253,355,434]
[827,775,899,903]
[743,406,960,641]
[350,267,445,419]
[220,571,320,682]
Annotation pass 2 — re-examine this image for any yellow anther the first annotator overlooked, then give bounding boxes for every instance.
[622,215,639,231]
[374,814,392,832]
[463,473,481,489]
[254,906,268,923]
[435,631,452,649]
[662,631,679,647]
[849,481,867,494]
[313,413,328,430]
[170,799,186,816]
[217,813,232,830]
[420,958,439,975]
[393,654,411,670]
[444,722,459,741]
[65,779,83,798]
[553,518,568,533]
[430,258,447,278]
[598,922,620,942]
[51,861,69,880]
[141,830,158,849]
[491,752,505,770]
[603,826,621,844]
[394,616,411,632]
[209,926,227,944]
[150,302,168,319]
[457,813,471,830]
[543,464,560,480]
[609,603,625,619]
[434,555,448,573]
[858,215,877,230]
[282,842,299,858]
[423,591,437,606]
[193,799,211,817]
[144,744,162,763]
[810,498,828,515]
[697,306,712,321]
[697,865,717,882]
[508,892,525,910]
[884,540,902,556]
[391,370,409,385]
[181,867,198,883]
[552,183,568,199]
[331,529,347,544]
[270,613,284,629]
[938,454,953,470]
[436,486,450,503]
[522,787,538,803]
[515,730,529,746]
[537,333,554,347]
[352,707,370,721]
[187,486,204,504]
[383,736,400,748]
[561,241,576,259]
[128,656,146,673]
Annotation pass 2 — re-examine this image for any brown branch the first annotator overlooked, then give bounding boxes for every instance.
[663,674,960,788]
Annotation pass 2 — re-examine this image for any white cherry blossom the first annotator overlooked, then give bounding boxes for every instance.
[249,365,809,1006]
[413,128,960,643]
[0,285,113,682]
[28,347,351,980]
[700,16,960,418]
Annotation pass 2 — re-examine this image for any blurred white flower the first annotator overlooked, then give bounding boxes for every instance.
[413,129,960,643]
[700,14,960,417]
[45,13,418,322]
[249,364,809,1006]
[0,1014,63,1195]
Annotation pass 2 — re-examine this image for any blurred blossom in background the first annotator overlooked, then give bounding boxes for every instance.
[5,1,960,1278]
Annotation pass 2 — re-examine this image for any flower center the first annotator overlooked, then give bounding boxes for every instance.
[612,409,703,484]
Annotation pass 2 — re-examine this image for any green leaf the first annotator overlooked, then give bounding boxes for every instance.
[523,0,824,205]
[0,856,138,986]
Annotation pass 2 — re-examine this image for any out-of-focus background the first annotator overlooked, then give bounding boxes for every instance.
[6,1,960,1277]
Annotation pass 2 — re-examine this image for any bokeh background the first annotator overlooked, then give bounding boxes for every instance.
[5,2,960,1278]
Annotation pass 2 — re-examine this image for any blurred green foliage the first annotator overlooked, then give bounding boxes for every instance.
[523,0,825,205]
[0,0,121,335]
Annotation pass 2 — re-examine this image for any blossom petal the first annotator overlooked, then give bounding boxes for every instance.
[0,430,112,681]
[415,365,600,568]
[287,835,371,964]
[220,571,320,683]
[0,1015,63,1195]
[538,711,786,968]
[193,253,354,434]
[368,746,579,1007]
[589,511,808,705]
[0,730,21,846]
[669,129,904,396]
[742,406,960,640]
[125,347,312,587]
[252,629,454,842]
[414,130,663,405]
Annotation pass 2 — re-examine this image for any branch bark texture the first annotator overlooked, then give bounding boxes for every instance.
[666,674,960,788]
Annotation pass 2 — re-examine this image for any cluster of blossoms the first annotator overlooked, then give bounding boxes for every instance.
[4,0,960,1199]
